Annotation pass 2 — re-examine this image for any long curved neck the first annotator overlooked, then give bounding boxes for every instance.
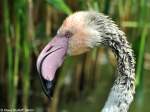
[101,26,135,112]
[86,12,135,111]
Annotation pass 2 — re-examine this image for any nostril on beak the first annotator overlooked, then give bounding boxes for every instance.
[46,46,53,52]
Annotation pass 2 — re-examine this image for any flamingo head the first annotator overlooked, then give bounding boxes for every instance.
[36,11,100,99]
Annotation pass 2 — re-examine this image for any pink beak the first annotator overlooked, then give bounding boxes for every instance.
[36,36,69,99]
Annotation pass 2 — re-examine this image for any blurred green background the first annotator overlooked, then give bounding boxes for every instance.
[0,0,150,112]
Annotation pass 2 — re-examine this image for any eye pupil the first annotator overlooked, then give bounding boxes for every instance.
[65,31,72,38]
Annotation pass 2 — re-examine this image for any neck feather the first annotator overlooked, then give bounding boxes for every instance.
[86,12,135,112]
[103,30,135,112]
[101,24,135,112]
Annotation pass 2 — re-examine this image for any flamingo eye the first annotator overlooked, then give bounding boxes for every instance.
[65,31,73,38]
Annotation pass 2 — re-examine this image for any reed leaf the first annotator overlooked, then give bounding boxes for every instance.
[2,0,13,108]
[46,0,72,15]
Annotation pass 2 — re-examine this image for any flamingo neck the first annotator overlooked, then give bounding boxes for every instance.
[85,12,136,111]
[101,29,135,112]
[82,11,135,111]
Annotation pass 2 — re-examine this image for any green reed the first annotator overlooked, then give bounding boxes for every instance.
[22,0,33,108]
[3,0,32,108]
[3,0,13,108]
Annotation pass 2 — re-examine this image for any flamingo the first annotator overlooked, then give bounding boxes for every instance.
[36,11,135,112]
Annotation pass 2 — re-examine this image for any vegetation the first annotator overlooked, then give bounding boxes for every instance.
[0,0,150,112]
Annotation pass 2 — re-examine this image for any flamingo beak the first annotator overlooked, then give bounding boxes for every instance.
[36,36,69,99]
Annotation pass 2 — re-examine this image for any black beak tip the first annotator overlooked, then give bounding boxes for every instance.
[39,76,55,100]
[44,80,54,99]
[38,70,56,100]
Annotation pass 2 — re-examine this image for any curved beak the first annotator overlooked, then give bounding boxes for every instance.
[36,36,69,99]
